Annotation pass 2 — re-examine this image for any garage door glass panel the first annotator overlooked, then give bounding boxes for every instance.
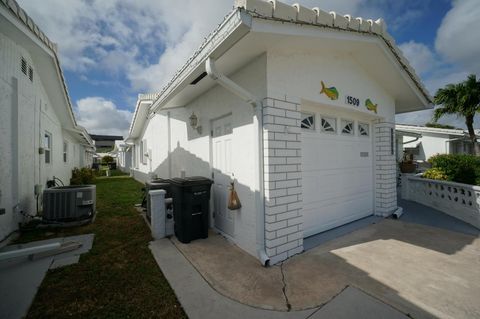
[341,119,354,135]
[301,113,315,130]
[320,116,336,133]
[358,123,369,136]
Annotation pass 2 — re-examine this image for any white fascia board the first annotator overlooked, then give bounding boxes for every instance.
[376,40,432,111]
[128,99,155,140]
[149,9,253,114]
[395,124,468,137]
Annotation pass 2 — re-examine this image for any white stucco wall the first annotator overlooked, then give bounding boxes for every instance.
[405,134,449,162]
[266,50,395,120]
[131,54,267,256]
[0,31,88,241]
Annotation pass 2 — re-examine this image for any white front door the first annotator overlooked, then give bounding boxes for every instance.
[212,115,234,237]
[301,111,374,237]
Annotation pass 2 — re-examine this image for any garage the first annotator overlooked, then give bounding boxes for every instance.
[301,105,375,237]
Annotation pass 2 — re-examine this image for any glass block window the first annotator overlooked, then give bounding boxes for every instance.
[341,119,354,135]
[358,122,369,136]
[301,113,315,130]
[321,116,336,133]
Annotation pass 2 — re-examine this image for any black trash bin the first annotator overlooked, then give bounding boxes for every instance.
[169,176,213,243]
[145,178,172,220]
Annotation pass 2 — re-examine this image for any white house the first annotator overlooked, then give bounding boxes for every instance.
[396,124,479,162]
[0,0,95,242]
[125,0,431,265]
[111,140,132,173]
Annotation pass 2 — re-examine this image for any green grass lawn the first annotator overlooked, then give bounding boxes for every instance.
[20,177,186,318]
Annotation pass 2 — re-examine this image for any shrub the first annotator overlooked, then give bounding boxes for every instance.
[102,155,114,164]
[422,167,448,181]
[424,154,480,185]
[70,167,96,185]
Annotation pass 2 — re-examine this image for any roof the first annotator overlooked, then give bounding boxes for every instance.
[147,0,431,116]
[90,135,124,141]
[126,94,159,141]
[396,124,480,138]
[126,0,433,139]
[0,0,93,149]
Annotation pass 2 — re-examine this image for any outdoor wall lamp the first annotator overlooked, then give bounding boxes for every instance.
[189,112,202,134]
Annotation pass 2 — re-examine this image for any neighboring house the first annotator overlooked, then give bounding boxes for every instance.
[125,0,431,265]
[396,124,479,162]
[90,134,124,153]
[0,0,95,241]
[111,140,132,173]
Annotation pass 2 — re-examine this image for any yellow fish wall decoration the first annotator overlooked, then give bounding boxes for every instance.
[320,81,339,100]
[365,99,378,114]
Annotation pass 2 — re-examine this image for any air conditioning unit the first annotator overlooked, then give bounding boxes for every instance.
[43,185,96,221]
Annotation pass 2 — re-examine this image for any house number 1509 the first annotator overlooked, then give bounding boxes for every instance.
[345,96,360,107]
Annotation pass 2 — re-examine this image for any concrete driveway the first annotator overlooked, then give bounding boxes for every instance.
[171,219,480,319]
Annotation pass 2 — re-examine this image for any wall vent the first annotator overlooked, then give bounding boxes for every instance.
[21,57,27,75]
[190,71,207,85]
[28,66,33,82]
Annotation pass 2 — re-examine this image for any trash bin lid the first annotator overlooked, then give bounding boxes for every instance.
[149,178,170,184]
[146,181,170,188]
[168,176,213,186]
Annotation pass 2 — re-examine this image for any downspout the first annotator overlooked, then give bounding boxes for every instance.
[206,57,270,266]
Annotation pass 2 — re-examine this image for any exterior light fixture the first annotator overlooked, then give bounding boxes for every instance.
[189,112,198,129]
[189,112,202,134]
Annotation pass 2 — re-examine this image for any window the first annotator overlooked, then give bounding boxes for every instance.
[132,145,137,168]
[44,132,52,164]
[341,119,354,135]
[21,57,27,75]
[358,123,370,137]
[300,113,315,130]
[320,116,336,133]
[140,140,148,165]
[63,141,68,163]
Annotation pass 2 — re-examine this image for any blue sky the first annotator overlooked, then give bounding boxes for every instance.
[17,0,480,136]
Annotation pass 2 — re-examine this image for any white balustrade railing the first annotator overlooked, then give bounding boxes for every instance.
[401,174,480,229]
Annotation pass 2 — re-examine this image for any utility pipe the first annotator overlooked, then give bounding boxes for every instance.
[206,57,270,266]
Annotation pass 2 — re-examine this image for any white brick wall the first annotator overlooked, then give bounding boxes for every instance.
[263,98,303,265]
[374,122,397,216]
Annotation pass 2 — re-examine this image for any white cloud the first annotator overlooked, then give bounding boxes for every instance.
[75,97,133,137]
[398,41,437,76]
[17,0,232,91]
[435,0,480,74]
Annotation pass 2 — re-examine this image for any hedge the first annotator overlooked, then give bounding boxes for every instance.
[423,154,480,185]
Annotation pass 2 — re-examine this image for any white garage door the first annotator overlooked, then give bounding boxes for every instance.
[301,111,374,238]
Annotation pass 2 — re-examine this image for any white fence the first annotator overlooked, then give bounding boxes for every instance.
[401,174,480,229]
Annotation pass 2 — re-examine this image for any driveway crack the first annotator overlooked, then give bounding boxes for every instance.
[280,262,292,311]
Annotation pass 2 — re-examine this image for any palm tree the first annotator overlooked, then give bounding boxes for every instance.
[433,74,480,155]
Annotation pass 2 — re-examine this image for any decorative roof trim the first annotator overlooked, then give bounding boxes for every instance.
[149,0,432,113]
[235,0,431,103]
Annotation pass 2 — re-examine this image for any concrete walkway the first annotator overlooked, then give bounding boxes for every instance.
[151,216,480,319]
[0,234,94,319]
[150,239,409,319]
[398,198,480,236]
